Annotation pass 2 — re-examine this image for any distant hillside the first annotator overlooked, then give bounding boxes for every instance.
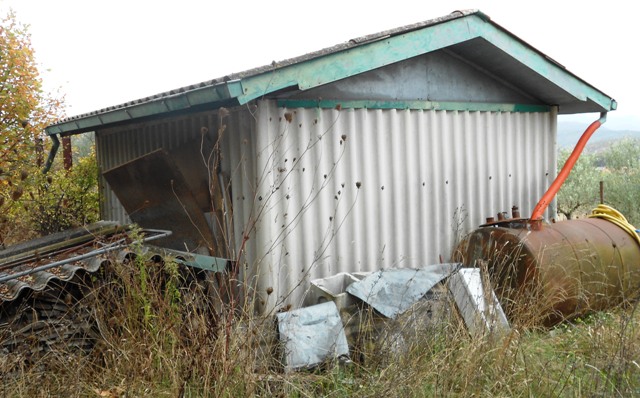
[557,121,640,149]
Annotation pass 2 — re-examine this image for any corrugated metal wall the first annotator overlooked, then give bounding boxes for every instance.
[96,101,557,315]
[229,100,556,313]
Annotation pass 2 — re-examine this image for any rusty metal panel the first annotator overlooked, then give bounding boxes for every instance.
[229,100,556,313]
[103,149,215,253]
[95,111,220,224]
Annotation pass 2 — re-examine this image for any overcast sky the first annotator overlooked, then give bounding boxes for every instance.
[2,0,638,130]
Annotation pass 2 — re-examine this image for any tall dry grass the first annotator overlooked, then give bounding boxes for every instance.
[1,244,640,397]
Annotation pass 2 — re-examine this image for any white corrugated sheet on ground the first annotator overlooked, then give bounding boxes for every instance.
[346,263,460,318]
[276,301,349,372]
[448,267,510,336]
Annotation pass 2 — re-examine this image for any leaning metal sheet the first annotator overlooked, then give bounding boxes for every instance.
[103,149,215,253]
[346,263,460,318]
[276,301,349,372]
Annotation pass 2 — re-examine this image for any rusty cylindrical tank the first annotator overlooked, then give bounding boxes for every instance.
[452,218,640,326]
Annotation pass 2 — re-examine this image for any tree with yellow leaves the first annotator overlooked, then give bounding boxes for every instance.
[1,10,97,245]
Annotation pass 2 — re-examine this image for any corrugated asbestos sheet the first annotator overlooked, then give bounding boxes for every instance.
[0,222,122,302]
[96,101,556,313]
[0,223,183,303]
[228,100,556,313]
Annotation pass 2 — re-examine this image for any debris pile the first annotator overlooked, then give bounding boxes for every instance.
[276,263,509,371]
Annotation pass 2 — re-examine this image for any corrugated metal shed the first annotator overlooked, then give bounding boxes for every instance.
[92,102,557,312]
[42,10,614,314]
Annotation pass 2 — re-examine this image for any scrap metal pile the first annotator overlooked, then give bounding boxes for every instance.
[0,222,186,373]
[276,263,509,371]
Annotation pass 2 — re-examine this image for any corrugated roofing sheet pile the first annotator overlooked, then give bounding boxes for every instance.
[0,222,170,303]
[0,222,208,374]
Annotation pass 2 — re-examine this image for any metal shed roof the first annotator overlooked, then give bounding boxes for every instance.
[45,9,616,136]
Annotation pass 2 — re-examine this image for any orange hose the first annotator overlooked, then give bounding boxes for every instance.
[530,115,605,222]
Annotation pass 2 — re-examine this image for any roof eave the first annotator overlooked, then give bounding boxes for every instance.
[45,10,616,135]
[475,21,616,114]
[45,79,244,135]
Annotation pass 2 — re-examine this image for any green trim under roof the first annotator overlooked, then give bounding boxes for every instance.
[46,80,244,135]
[45,11,615,136]
[276,99,551,113]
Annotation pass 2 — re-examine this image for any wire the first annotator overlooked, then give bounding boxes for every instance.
[588,204,640,246]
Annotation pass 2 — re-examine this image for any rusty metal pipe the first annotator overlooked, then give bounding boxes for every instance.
[530,112,607,226]
[43,134,60,173]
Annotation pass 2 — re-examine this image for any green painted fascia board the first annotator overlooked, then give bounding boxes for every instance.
[157,247,229,273]
[277,99,551,113]
[226,79,244,97]
[127,101,173,119]
[175,253,228,273]
[477,23,615,111]
[45,80,244,135]
[241,14,614,112]
[143,246,229,272]
[185,80,243,107]
[165,96,191,112]
[237,16,484,104]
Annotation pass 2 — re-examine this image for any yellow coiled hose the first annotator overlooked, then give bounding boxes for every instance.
[588,204,640,246]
